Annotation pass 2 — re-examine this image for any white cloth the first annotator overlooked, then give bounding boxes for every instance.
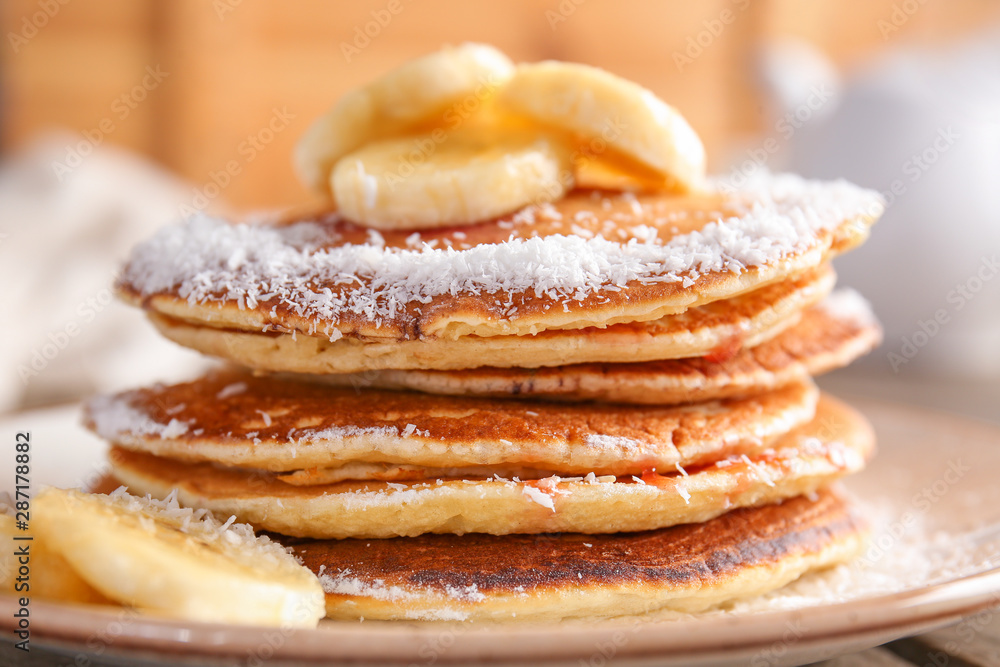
[0,134,209,413]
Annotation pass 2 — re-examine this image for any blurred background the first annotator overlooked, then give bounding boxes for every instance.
[1,0,997,418]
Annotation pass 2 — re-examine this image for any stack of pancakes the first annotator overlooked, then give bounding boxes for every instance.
[85,176,884,622]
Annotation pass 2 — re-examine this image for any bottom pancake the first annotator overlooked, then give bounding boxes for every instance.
[108,394,873,539]
[280,489,866,621]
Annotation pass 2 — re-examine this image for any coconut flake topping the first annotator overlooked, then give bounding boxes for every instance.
[119,174,882,329]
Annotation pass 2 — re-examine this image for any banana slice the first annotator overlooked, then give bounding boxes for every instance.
[332,126,572,229]
[497,61,706,192]
[0,512,109,604]
[32,487,324,627]
[295,43,514,194]
[574,155,670,192]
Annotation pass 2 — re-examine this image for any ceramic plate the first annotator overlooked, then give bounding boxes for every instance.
[2,397,1000,666]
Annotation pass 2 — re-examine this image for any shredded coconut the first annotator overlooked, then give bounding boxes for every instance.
[97,487,297,567]
[119,175,882,330]
[817,288,878,326]
[87,394,189,440]
[585,434,644,453]
[216,382,248,399]
[522,486,556,511]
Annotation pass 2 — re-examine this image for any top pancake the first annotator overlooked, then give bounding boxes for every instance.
[118,174,882,343]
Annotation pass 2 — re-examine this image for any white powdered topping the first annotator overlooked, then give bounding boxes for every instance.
[216,382,248,399]
[677,483,691,504]
[88,394,189,441]
[320,570,416,602]
[255,410,272,427]
[338,485,437,511]
[522,486,556,511]
[100,487,296,567]
[585,434,644,453]
[121,174,882,328]
[817,288,878,326]
[445,583,485,603]
[740,453,776,487]
[293,423,429,444]
[319,568,483,615]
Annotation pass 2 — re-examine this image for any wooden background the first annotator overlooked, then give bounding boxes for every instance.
[2,0,997,210]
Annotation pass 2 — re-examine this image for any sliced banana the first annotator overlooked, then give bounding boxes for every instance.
[0,512,108,604]
[295,43,514,194]
[332,126,572,229]
[32,487,324,628]
[497,61,706,192]
[574,155,670,192]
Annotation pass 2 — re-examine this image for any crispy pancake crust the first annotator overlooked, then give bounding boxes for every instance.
[144,264,834,373]
[281,489,866,621]
[318,289,880,403]
[86,373,818,477]
[107,394,873,538]
[118,176,880,343]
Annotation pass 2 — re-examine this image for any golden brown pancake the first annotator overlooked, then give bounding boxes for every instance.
[85,371,818,477]
[281,488,866,621]
[143,263,834,373]
[312,289,880,403]
[106,394,873,539]
[117,176,881,349]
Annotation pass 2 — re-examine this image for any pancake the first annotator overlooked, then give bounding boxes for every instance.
[279,488,865,621]
[85,371,818,477]
[118,175,881,349]
[107,394,873,538]
[312,288,879,403]
[144,263,835,373]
